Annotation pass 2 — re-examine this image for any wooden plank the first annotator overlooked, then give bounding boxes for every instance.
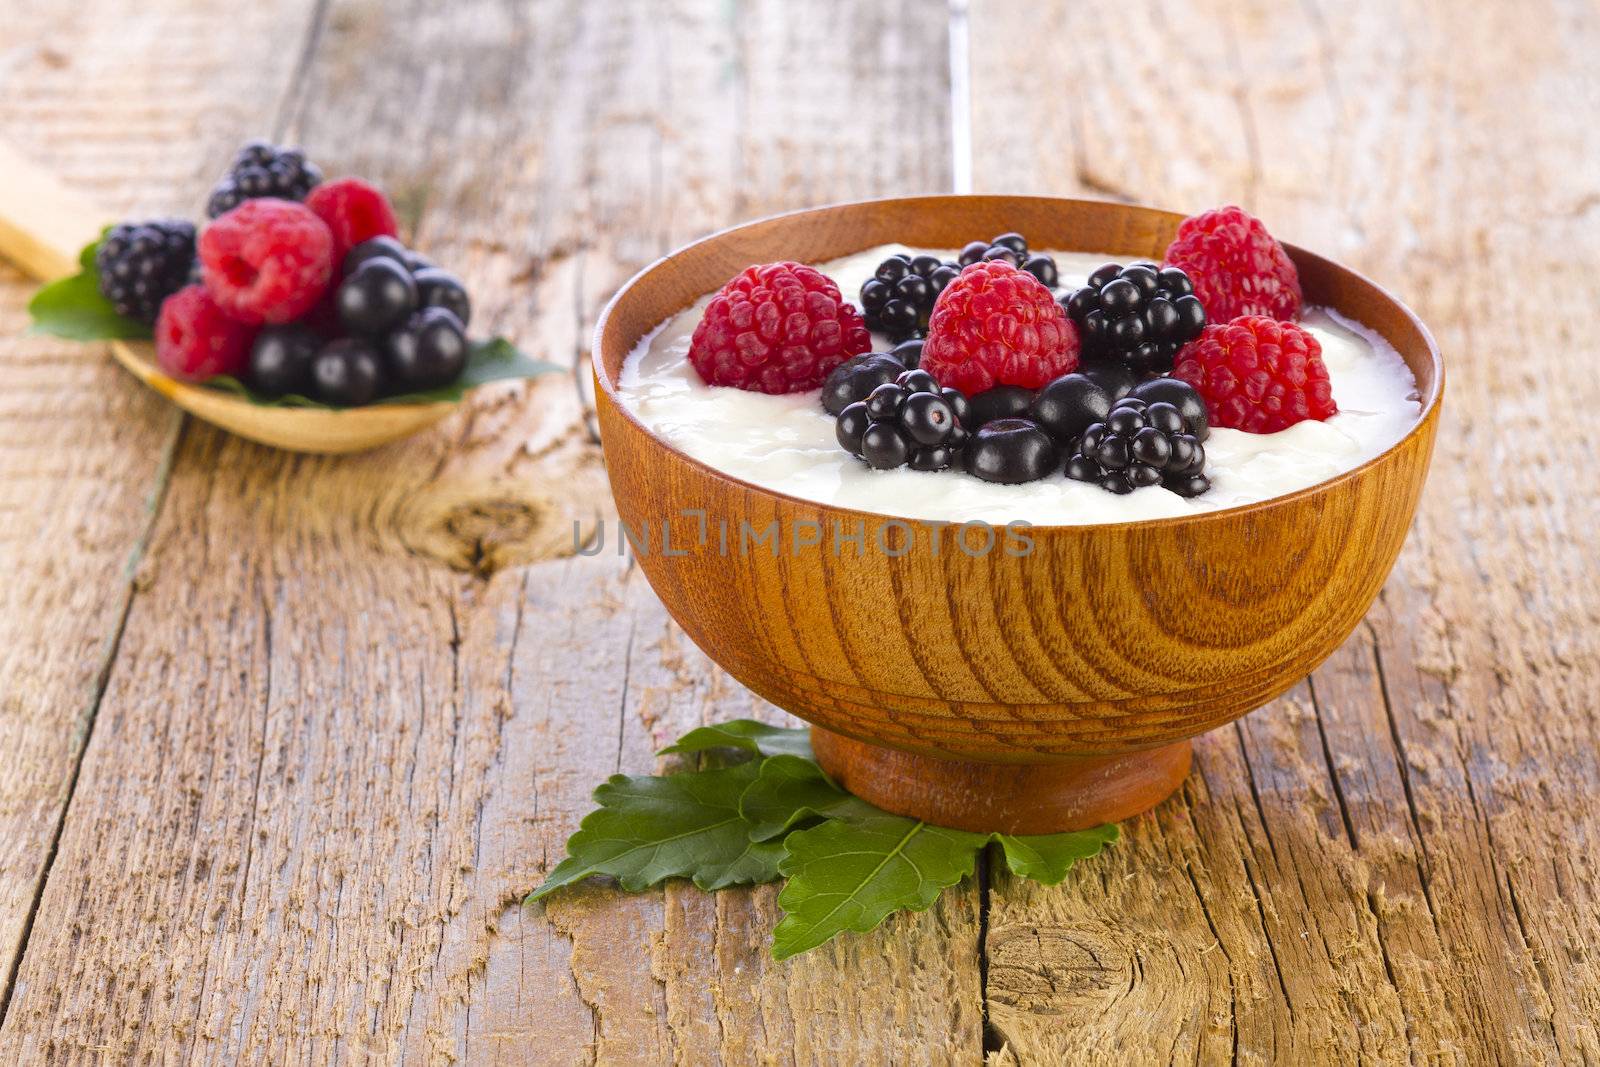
[969,0,1600,1061]
[0,0,323,1015]
[0,1,969,1061]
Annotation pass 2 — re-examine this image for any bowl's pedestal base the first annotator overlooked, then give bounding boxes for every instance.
[810,728,1193,835]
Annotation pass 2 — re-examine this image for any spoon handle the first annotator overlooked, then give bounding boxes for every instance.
[0,140,115,283]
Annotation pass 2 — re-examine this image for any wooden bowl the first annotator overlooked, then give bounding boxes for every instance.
[593,196,1443,834]
[0,140,456,454]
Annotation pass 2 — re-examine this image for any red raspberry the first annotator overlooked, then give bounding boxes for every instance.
[920,261,1079,395]
[688,262,871,393]
[200,199,335,324]
[1163,205,1302,322]
[1172,315,1336,433]
[155,284,257,381]
[305,177,399,263]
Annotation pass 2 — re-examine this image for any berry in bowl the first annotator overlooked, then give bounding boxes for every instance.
[594,196,1441,834]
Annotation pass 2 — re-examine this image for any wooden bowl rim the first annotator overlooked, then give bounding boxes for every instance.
[593,194,1444,532]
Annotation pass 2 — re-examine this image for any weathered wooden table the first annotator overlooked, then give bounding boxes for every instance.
[1,1,1596,1062]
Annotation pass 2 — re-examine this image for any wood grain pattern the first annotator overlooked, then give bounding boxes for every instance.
[0,0,1593,1061]
[593,195,1439,832]
[970,0,1600,1061]
[0,0,978,1062]
[0,0,323,1020]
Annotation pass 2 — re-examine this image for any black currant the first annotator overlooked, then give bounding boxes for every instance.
[861,423,910,469]
[836,402,871,455]
[337,259,418,336]
[385,307,469,390]
[311,338,384,406]
[343,235,411,277]
[413,267,472,327]
[249,324,320,397]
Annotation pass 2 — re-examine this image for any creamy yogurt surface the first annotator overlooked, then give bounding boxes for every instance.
[616,246,1422,525]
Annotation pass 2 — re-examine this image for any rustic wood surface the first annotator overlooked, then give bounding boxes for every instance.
[0,0,1593,1064]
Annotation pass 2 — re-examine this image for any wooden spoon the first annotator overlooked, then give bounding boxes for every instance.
[0,141,456,454]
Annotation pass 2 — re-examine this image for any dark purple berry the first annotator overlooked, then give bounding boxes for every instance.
[249,324,319,397]
[861,423,910,469]
[965,418,1058,484]
[413,267,472,328]
[337,259,417,336]
[311,338,383,406]
[384,307,468,390]
[836,402,871,455]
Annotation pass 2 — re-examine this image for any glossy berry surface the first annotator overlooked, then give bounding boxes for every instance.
[965,418,1057,484]
[205,140,322,219]
[820,353,905,415]
[1060,261,1205,375]
[249,324,321,396]
[1030,373,1111,442]
[1063,393,1212,495]
[96,219,196,324]
[305,177,400,263]
[199,199,335,325]
[311,338,384,406]
[155,284,256,381]
[690,261,870,393]
[834,362,966,470]
[343,235,412,276]
[337,258,418,336]
[1172,316,1335,432]
[966,384,1035,427]
[921,261,1079,395]
[1163,205,1302,322]
[860,252,959,342]
[1128,376,1210,441]
[1077,359,1137,401]
[413,268,472,327]
[385,307,469,390]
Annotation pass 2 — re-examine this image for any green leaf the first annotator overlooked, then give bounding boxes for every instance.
[526,760,782,902]
[27,235,154,342]
[993,825,1119,886]
[771,813,988,960]
[740,754,876,840]
[658,719,813,762]
[204,336,564,408]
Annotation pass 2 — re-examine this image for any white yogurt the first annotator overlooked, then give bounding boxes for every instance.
[616,247,1422,525]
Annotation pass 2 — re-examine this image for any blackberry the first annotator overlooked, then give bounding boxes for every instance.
[820,352,909,415]
[95,219,197,324]
[1062,262,1206,375]
[836,369,967,471]
[1064,393,1211,496]
[859,253,960,342]
[958,233,1059,289]
[206,140,324,218]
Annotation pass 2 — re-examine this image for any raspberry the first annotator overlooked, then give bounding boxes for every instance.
[94,219,196,324]
[155,285,257,381]
[1163,206,1302,322]
[1171,316,1336,433]
[200,199,335,325]
[688,262,871,393]
[305,178,399,263]
[920,261,1079,395]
